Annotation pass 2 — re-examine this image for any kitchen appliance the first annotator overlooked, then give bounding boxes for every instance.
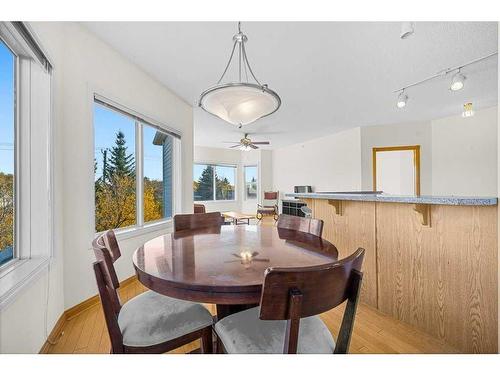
[294,185,313,194]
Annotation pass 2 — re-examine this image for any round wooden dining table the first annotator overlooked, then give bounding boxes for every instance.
[133,225,338,320]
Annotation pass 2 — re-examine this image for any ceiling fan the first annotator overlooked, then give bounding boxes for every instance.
[223,133,270,151]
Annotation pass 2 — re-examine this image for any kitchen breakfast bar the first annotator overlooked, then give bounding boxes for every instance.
[286,192,498,353]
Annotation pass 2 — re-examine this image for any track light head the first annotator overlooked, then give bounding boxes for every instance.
[450,71,466,91]
[397,91,408,108]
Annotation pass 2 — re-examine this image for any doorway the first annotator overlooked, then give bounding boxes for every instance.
[372,145,420,196]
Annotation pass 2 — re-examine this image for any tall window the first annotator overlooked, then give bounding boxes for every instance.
[244,165,258,200]
[94,103,136,231]
[193,163,236,201]
[94,100,175,233]
[0,40,15,266]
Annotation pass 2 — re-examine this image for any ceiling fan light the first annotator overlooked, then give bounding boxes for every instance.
[397,92,408,108]
[450,72,466,91]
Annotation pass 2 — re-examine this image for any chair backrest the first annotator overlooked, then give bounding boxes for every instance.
[92,230,124,353]
[277,214,324,237]
[173,212,223,233]
[261,191,279,209]
[193,203,206,214]
[264,191,278,200]
[259,248,365,353]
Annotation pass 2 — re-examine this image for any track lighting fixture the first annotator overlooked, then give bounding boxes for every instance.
[393,51,497,114]
[450,70,466,91]
[397,91,408,108]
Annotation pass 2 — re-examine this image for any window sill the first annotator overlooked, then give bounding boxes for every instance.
[97,219,174,242]
[0,256,50,311]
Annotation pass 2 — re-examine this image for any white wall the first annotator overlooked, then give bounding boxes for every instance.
[272,127,363,196]
[432,106,497,196]
[0,23,66,354]
[0,22,194,353]
[273,107,496,198]
[361,121,432,194]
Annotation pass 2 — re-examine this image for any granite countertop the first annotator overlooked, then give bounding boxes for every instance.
[285,192,498,206]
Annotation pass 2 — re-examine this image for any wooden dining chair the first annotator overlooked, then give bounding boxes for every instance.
[92,230,214,354]
[173,212,223,233]
[277,214,324,237]
[214,248,365,354]
[193,204,206,214]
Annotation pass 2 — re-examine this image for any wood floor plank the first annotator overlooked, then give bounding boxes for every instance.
[45,225,460,356]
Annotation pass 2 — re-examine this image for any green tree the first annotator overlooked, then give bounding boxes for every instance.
[107,131,135,177]
[216,176,233,200]
[195,165,214,200]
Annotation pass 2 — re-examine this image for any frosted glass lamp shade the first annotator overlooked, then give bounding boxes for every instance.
[199,83,281,126]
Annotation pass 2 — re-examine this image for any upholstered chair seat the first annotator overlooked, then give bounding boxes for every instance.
[214,307,335,354]
[118,290,214,347]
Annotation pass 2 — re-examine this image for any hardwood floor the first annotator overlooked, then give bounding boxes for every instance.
[44,277,459,354]
[44,218,459,354]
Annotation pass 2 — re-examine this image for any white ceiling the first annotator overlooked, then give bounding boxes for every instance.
[83,22,498,149]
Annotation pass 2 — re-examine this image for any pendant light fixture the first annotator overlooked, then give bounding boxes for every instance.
[199,22,281,127]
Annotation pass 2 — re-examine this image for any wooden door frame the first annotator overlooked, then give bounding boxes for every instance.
[372,145,421,196]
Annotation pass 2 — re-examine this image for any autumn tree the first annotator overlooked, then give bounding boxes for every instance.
[0,172,14,251]
[95,131,136,232]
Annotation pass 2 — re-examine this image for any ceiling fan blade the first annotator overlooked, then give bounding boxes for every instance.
[249,144,258,149]
[222,141,240,144]
[229,144,241,148]
[251,142,270,145]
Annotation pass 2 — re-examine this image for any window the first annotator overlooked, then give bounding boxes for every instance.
[193,163,236,201]
[0,40,15,266]
[94,103,137,231]
[0,22,53,305]
[94,98,177,233]
[244,165,258,200]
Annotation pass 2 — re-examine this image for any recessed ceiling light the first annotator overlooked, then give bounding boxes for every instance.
[400,22,415,39]
[450,71,466,91]
[397,91,408,108]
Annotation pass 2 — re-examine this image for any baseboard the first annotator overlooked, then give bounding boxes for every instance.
[39,313,67,354]
[39,275,138,353]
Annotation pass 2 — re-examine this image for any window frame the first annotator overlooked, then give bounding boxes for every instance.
[244,164,259,201]
[193,162,238,203]
[0,22,54,310]
[92,95,182,238]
